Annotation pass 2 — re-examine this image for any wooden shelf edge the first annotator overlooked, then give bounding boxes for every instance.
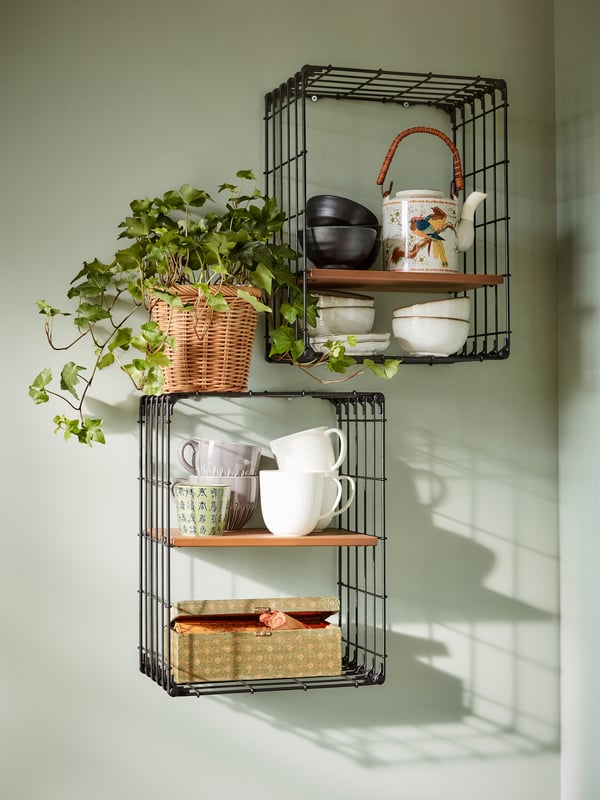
[302,269,504,293]
[164,528,379,547]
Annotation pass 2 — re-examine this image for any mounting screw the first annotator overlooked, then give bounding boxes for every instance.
[311,95,318,102]
[402,101,411,108]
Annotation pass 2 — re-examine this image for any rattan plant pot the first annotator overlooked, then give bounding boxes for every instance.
[150,284,264,394]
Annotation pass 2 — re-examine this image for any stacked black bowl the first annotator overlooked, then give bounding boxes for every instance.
[300,194,381,270]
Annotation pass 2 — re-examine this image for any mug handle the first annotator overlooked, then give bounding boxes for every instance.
[171,478,186,496]
[325,475,356,519]
[325,428,347,472]
[317,477,343,523]
[178,440,197,472]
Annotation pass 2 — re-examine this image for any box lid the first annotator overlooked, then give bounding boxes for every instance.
[171,596,339,621]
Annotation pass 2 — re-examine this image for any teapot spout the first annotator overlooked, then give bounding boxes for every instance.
[456,191,487,251]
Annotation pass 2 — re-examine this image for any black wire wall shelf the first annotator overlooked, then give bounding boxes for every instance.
[264,64,511,366]
[139,390,387,697]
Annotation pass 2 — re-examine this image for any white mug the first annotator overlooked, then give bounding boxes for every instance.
[270,426,347,472]
[259,470,343,537]
[314,472,356,530]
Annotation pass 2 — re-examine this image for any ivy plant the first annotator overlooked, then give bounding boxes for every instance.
[29,170,398,445]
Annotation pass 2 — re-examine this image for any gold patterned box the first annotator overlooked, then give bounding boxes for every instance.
[169,596,341,683]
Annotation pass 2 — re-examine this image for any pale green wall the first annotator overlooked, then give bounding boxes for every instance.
[1,1,561,798]
[556,0,600,798]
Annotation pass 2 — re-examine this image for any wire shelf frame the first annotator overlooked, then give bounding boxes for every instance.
[138,390,387,697]
[264,64,510,366]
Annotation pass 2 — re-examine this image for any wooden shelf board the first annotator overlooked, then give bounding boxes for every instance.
[167,528,378,547]
[303,269,504,293]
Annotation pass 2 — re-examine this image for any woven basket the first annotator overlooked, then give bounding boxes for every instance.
[150,284,263,394]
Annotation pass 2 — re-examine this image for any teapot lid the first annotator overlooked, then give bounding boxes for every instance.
[394,189,445,198]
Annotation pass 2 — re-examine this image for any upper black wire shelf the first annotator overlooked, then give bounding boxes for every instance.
[264,64,510,365]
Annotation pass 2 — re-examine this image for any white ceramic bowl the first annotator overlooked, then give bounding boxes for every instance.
[312,290,375,308]
[307,305,376,336]
[391,316,470,357]
[392,296,471,321]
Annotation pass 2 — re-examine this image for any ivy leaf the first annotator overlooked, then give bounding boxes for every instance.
[108,327,133,352]
[122,362,144,388]
[131,358,150,371]
[269,325,305,361]
[97,352,115,369]
[74,303,110,328]
[68,269,112,299]
[363,359,401,379]
[145,351,172,368]
[203,290,229,313]
[28,368,52,403]
[237,289,271,313]
[269,324,297,356]
[322,340,357,374]
[279,302,299,324]
[142,366,166,395]
[161,190,187,211]
[53,415,105,445]
[252,263,274,293]
[119,213,154,238]
[148,287,184,307]
[140,320,169,349]
[303,296,318,328]
[218,182,238,194]
[288,338,306,361]
[114,248,141,271]
[122,358,167,394]
[70,258,113,286]
[267,257,298,289]
[129,197,153,214]
[36,301,69,318]
[60,362,86,399]
[78,418,106,445]
[178,184,211,207]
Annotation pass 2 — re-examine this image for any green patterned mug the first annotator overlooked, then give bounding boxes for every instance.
[173,482,231,536]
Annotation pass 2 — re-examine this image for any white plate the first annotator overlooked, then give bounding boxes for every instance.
[310,332,391,356]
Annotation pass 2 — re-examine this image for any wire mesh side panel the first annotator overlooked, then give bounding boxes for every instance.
[139,394,175,693]
[263,65,510,366]
[331,394,387,684]
[263,71,313,355]
[454,83,510,360]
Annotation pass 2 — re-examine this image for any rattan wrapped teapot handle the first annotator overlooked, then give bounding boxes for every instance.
[376,126,465,197]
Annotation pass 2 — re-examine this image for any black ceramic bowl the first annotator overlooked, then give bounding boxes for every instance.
[362,238,381,269]
[299,226,378,269]
[306,194,379,228]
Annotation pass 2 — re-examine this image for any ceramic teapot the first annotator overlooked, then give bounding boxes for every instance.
[376,126,487,273]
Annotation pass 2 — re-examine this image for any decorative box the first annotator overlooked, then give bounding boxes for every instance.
[169,596,342,683]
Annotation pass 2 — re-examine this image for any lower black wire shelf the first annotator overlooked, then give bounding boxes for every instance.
[140,653,385,697]
[138,390,387,697]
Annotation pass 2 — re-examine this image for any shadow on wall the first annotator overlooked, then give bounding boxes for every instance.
[556,228,599,396]
[215,632,554,768]
[211,451,559,766]
[385,460,553,623]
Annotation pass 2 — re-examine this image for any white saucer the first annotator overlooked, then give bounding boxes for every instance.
[310,332,391,356]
